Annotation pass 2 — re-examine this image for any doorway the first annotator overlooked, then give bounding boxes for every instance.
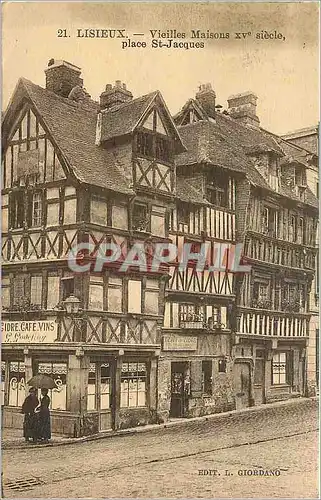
[87,361,113,431]
[253,350,265,405]
[234,362,251,410]
[170,362,189,418]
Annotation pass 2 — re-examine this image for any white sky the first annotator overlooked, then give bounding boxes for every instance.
[2,2,319,135]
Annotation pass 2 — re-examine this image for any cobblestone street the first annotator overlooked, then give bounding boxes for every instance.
[2,398,319,498]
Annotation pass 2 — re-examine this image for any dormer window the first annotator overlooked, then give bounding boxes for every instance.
[206,171,228,208]
[135,109,171,164]
[294,166,306,187]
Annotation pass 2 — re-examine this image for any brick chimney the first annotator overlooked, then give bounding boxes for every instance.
[45,59,83,98]
[227,91,260,128]
[195,83,216,119]
[100,81,133,111]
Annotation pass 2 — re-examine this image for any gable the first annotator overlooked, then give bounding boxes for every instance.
[141,108,169,136]
[2,103,66,189]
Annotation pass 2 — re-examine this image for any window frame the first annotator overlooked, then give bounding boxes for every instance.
[120,361,147,408]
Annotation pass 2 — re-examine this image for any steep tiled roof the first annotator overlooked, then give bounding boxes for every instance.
[4,78,135,195]
[100,92,158,142]
[176,178,209,205]
[176,109,318,209]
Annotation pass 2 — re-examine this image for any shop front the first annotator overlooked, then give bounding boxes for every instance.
[1,320,159,437]
[158,330,235,421]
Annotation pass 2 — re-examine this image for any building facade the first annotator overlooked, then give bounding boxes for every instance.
[282,126,319,395]
[1,60,318,436]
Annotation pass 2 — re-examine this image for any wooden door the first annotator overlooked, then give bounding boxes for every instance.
[234,362,251,410]
[98,362,112,431]
[170,362,188,418]
[253,350,265,405]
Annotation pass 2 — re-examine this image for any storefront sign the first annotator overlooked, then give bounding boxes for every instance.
[2,321,58,344]
[163,334,197,351]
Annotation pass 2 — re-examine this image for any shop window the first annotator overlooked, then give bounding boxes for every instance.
[132,204,149,232]
[144,279,159,315]
[202,361,212,395]
[120,362,146,408]
[8,361,25,407]
[46,276,60,310]
[218,359,227,373]
[90,197,108,226]
[10,191,24,229]
[88,276,104,311]
[151,206,166,237]
[128,280,142,313]
[87,364,97,411]
[100,363,111,410]
[112,204,128,230]
[2,277,11,310]
[37,362,67,410]
[107,277,122,312]
[272,352,291,385]
[30,276,42,306]
[1,361,6,405]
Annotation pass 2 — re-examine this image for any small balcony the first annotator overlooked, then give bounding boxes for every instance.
[237,308,309,338]
[178,312,224,331]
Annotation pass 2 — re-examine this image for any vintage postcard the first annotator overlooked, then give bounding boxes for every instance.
[1,2,319,499]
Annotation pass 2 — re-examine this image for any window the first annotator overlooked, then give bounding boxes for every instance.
[262,207,279,237]
[151,206,166,237]
[120,362,147,408]
[8,361,25,407]
[137,132,153,158]
[2,277,11,310]
[61,276,75,300]
[289,214,297,242]
[31,192,42,227]
[218,359,227,373]
[37,362,67,410]
[202,361,212,395]
[177,204,190,231]
[88,276,104,311]
[13,275,27,306]
[136,109,171,164]
[297,217,305,244]
[46,276,60,310]
[100,363,111,409]
[156,136,170,163]
[10,191,24,229]
[107,277,122,312]
[64,198,77,224]
[87,364,97,410]
[144,279,159,315]
[272,352,291,385]
[90,197,108,226]
[132,204,149,232]
[253,281,270,308]
[128,280,142,313]
[112,204,128,230]
[206,172,228,208]
[30,276,42,306]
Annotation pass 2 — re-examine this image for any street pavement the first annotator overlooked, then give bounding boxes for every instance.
[2,398,319,498]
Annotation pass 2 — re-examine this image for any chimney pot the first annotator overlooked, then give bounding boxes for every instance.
[100,81,133,111]
[106,84,113,91]
[115,80,122,88]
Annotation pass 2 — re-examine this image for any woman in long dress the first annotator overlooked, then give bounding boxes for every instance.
[38,388,51,443]
[21,387,39,443]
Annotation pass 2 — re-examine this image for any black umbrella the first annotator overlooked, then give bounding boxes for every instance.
[27,374,56,389]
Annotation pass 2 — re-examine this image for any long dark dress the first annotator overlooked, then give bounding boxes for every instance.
[21,394,39,442]
[38,395,51,441]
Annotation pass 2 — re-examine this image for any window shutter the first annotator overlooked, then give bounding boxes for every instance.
[190,360,202,398]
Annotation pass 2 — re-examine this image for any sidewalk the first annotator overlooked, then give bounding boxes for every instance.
[2,396,318,450]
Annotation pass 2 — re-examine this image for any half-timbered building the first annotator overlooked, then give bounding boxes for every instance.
[1,61,318,436]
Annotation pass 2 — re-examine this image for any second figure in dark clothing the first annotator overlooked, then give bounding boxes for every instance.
[37,388,51,443]
[21,387,39,443]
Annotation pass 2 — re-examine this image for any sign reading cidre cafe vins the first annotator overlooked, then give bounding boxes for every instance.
[2,320,58,343]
